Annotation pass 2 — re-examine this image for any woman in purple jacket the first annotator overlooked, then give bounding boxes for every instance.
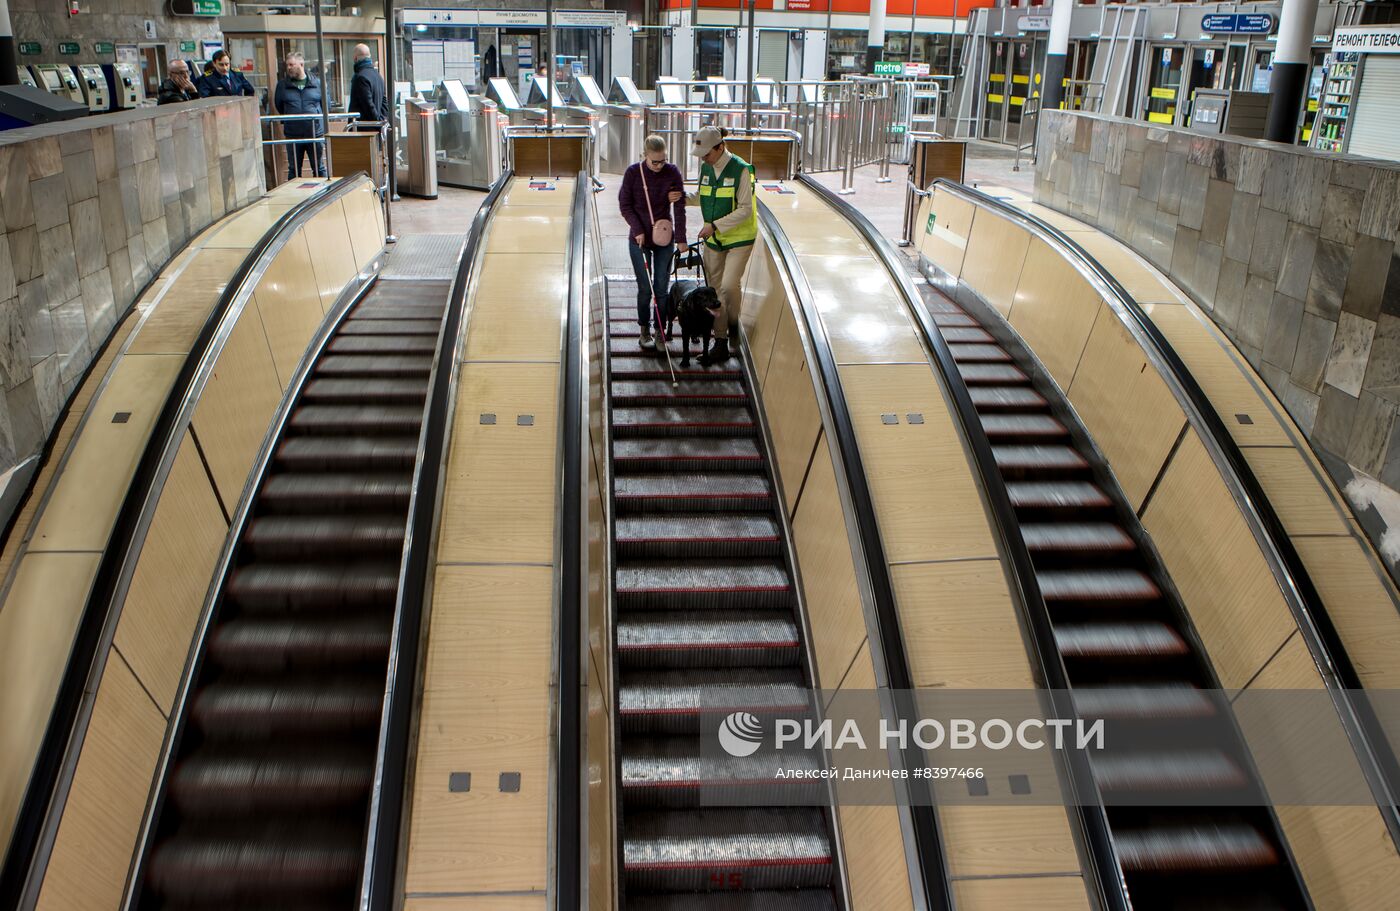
[619,135,688,350]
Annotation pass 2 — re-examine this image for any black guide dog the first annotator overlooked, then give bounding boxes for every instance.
[664,246,721,366]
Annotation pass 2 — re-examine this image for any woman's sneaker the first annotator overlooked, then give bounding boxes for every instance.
[639,329,656,350]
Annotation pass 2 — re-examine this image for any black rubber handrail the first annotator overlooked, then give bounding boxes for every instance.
[796,173,1134,911]
[937,177,1400,852]
[361,168,515,910]
[555,171,588,910]
[756,201,955,911]
[0,174,364,908]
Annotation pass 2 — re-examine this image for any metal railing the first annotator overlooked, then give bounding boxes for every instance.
[642,106,793,181]
[1012,95,1040,173]
[258,111,361,181]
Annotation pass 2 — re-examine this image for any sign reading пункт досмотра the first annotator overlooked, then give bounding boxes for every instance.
[1333,26,1400,54]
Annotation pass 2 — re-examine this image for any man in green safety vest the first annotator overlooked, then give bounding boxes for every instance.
[686,126,757,364]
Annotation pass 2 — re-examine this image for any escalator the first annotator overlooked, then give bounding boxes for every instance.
[132,277,452,909]
[605,291,841,908]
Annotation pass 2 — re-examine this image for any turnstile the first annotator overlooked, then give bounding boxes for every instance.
[586,74,643,174]
[486,76,546,127]
[434,79,503,190]
[399,97,439,198]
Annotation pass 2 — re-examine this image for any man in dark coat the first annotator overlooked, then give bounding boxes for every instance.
[348,43,390,130]
[273,51,326,179]
[196,49,255,98]
[158,59,199,104]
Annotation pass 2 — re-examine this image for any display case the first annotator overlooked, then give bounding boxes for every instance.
[1311,52,1356,153]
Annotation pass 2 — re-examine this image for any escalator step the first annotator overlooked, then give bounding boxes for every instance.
[275,437,419,472]
[1055,621,1189,658]
[610,357,741,381]
[611,320,643,338]
[970,386,1049,411]
[615,474,772,514]
[616,562,792,610]
[1114,824,1278,872]
[1092,750,1246,793]
[925,298,963,314]
[939,326,994,344]
[227,564,400,611]
[289,404,425,436]
[1038,569,1160,603]
[191,681,384,738]
[948,343,1011,363]
[148,829,361,903]
[611,380,748,406]
[932,312,978,328]
[613,406,754,438]
[244,515,406,559]
[315,354,433,377]
[350,304,446,322]
[1072,684,1217,720]
[260,474,412,513]
[623,808,833,893]
[302,377,430,404]
[208,618,391,673]
[169,751,373,815]
[956,363,1030,385]
[1006,481,1111,510]
[993,445,1088,475]
[981,413,1069,441]
[336,318,441,336]
[614,438,763,473]
[617,610,800,667]
[615,514,781,559]
[619,668,809,735]
[628,890,839,911]
[1022,523,1134,554]
[621,738,825,807]
[327,334,437,355]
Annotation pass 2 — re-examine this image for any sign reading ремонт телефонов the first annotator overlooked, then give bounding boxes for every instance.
[1333,26,1400,54]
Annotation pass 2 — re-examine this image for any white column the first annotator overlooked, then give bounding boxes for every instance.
[866,0,887,73]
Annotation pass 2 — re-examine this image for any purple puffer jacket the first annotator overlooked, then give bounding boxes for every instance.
[619,161,687,249]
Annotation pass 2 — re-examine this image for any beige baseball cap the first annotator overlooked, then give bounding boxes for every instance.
[690,125,724,157]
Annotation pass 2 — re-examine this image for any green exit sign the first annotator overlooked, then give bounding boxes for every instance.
[873,61,902,76]
[926,213,937,235]
[94,41,115,55]
[194,0,222,14]
[58,42,80,56]
[18,42,41,56]
[180,41,198,53]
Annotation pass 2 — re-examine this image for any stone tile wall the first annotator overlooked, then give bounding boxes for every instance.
[0,97,264,473]
[1036,110,1400,489]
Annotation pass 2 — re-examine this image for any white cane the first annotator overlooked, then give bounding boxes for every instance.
[640,246,679,389]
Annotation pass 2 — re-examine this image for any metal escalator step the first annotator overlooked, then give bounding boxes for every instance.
[1072,684,1217,720]
[350,304,446,321]
[948,343,1011,363]
[227,564,400,611]
[1022,523,1134,553]
[1092,750,1247,793]
[615,515,781,559]
[190,680,384,739]
[611,338,715,360]
[615,474,771,513]
[169,750,373,815]
[275,437,419,472]
[289,404,424,436]
[621,738,824,807]
[616,562,792,610]
[208,618,391,673]
[623,808,833,892]
[245,515,406,559]
[956,363,1030,385]
[628,890,839,911]
[327,334,437,355]
[336,318,441,336]
[939,326,994,344]
[993,445,1088,474]
[1055,621,1189,658]
[1006,481,1111,510]
[981,413,1069,440]
[315,354,433,377]
[610,357,742,381]
[613,438,762,473]
[613,405,753,438]
[618,668,810,735]
[617,610,800,667]
[301,377,429,404]
[932,311,978,328]
[148,828,362,903]
[611,380,747,406]
[1114,824,1279,872]
[971,386,1049,411]
[260,474,412,513]
[611,320,642,337]
[925,298,963,314]
[1038,568,1160,603]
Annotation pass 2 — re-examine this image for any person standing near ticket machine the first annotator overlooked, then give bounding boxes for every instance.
[686,126,756,364]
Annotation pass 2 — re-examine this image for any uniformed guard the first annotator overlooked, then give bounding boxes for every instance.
[686,126,757,364]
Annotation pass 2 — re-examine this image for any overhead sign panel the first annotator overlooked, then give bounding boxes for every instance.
[1201,14,1275,35]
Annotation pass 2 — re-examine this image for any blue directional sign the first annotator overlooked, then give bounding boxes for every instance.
[1201,13,1275,34]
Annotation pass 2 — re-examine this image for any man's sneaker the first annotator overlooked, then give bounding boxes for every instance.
[639,330,656,350]
[700,337,731,365]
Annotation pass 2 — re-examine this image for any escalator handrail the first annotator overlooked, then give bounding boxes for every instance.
[795,173,1134,911]
[359,168,516,911]
[933,177,1400,851]
[553,170,588,910]
[1,173,369,909]
[755,201,955,911]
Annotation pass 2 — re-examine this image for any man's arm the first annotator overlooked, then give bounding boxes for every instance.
[709,167,753,234]
[349,73,371,119]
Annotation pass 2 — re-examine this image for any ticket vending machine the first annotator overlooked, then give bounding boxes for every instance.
[16,67,37,89]
[103,63,145,109]
[31,64,84,104]
[75,65,109,113]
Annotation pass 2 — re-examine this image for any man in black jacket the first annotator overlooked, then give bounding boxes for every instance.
[196,49,255,98]
[273,52,326,179]
[348,44,389,130]
[158,60,200,104]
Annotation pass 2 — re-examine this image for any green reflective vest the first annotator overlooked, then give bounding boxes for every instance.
[698,153,757,250]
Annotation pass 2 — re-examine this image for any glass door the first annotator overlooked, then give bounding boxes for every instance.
[1005,38,1040,139]
[1145,44,1184,124]
[1184,43,1227,123]
[1300,50,1326,145]
[983,39,1011,141]
[1064,39,1099,110]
